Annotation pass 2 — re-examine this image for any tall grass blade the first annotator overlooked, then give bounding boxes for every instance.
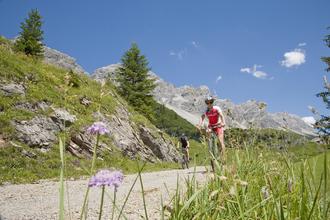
[98,186,105,220]
[111,188,116,220]
[323,151,328,220]
[307,174,323,220]
[137,161,148,220]
[279,198,285,220]
[80,133,100,219]
[117,162,146,220]
[59,138,65,220]
[178,187,204,218]
[160,195,165,220]
[300,161,307,220]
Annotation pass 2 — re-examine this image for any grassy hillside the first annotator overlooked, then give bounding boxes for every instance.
[0,36,117,138]
[151,102,199,139]
[0,36,183,184]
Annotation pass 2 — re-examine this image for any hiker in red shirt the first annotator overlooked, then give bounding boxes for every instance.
[199,96,226,158]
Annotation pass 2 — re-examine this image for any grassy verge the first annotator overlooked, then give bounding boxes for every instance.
[0,143,182,185]
[167,144,330,219]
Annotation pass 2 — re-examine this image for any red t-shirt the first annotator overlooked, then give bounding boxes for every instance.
[205,106,222,126]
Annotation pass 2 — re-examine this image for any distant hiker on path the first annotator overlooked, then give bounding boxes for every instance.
[177,133,190,169]
[198,96,226,159]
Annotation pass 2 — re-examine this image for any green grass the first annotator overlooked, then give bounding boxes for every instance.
[167,144,330,219]
[0,40,117,139]
[0,143,182,185]
[150,102,200,139]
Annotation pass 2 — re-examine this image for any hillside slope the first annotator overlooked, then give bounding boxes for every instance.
[0,37,180,166]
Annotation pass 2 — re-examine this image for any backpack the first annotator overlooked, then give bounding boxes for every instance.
[180,136,188,148]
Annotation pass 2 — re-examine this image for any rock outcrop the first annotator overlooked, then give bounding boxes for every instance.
[95,102,180,162]
[50,108,77,129]
[43,46,87,74]
[12,105,77,150]
[0,82,26,96]
[13,116,60,149]
[92,64,121,84]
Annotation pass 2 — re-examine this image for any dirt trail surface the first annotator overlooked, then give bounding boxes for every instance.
[0,166,210,220]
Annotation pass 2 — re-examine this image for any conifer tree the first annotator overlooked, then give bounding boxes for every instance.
[116,43,156,118]
[15,9,44,58]
[315,29,330,143]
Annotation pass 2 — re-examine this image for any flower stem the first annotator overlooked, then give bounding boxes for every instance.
[80,133,100,219]
[111,188,117,220]
[91,133,100,174]
[79,187,90,220]
[98,186,105,220]
[138,162,149,220]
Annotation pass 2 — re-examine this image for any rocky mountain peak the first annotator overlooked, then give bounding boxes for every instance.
[43,46,87,74]
[92,63,121,84]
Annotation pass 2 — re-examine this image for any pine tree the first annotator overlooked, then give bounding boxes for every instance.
[15,9,44,58]
[315,29,330,143]
[116,43,156,118]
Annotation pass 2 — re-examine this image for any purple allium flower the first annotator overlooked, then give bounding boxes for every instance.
[87,122,109,135]
[88,170,124,189]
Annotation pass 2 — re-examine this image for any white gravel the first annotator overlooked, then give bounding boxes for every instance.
[0,166,210,220]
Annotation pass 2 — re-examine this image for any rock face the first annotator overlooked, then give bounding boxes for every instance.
[13,116,60,149]
[67,132,106,159]
[95,103,180,162]
[91,64,316,137]
[0,83,26,96]
[67,103,180,162]
[15,101,50,112]
[12,107,77,150]
[43,46,87,74]
[50,108,77,129]
[92,64,121,84]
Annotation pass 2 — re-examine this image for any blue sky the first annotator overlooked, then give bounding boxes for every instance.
[0,0,329,119]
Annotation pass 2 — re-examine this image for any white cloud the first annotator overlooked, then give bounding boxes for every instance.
[240,64,270,79]
[301,116,316,127]
[298,42,307,47]
[240,68,251,73]
[281,49,306,68]
[308,105,318,115]
[191,41,199,48]
[170,41,200,60]
[253,71,267,79]
[215,75,222,83]
[169,49,186,60]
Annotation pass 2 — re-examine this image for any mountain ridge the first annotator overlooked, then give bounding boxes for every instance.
[92,64,316,137]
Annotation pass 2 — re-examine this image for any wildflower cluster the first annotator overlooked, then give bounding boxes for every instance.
[89,169,124,190]
[86,122,109,135]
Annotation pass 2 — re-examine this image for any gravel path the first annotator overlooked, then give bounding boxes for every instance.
[0,166,210,220]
